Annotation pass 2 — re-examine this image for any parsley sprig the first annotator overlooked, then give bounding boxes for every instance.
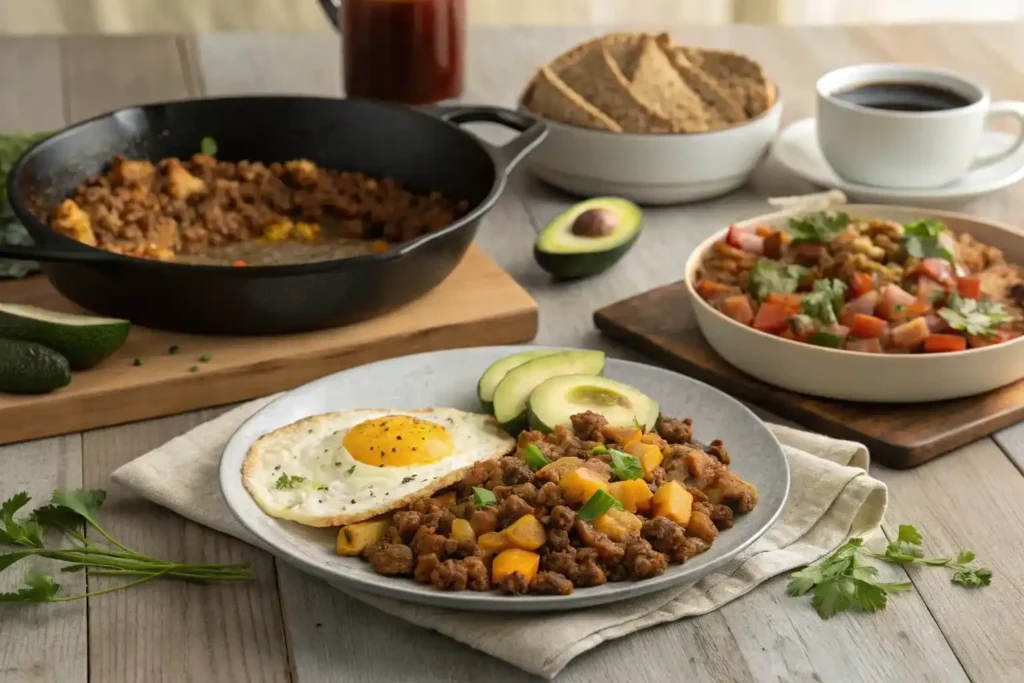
[0,490,252,604]
[937,294,1013,337]
[903,219,955,264]
[788,524,991,619]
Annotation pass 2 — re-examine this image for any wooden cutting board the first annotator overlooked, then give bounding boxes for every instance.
[0,245,537,445]
[594,281,1024,469]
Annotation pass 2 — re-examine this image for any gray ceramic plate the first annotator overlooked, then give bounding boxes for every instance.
[219,346,790,612]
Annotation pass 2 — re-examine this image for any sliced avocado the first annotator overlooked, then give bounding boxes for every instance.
[477,349,562,412]
[534,197,642,279]
[492,350,605,434]
[0,303,130,369]
[0,339,71,394]
[527,374,660,433]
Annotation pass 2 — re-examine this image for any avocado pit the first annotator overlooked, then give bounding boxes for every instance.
[571,208,618,238]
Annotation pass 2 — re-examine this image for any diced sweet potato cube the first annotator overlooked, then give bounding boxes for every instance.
[477,531,509,551]
[601,426,642,446]
[503,514,545,550]
[336,518,391,556]
[653,481,694,526]
[608,479,654,513]
[491,549,540,585]
[449,518,475,543]
[593,508,644,542]
[166,159,207,199]
[535,456,583,484]
[111,157,155,184]
[52,199,96,246]
[625,440,664,477]
[559,467,609,504]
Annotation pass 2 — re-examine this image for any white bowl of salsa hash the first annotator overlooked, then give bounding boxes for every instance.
[684,205,1024,402]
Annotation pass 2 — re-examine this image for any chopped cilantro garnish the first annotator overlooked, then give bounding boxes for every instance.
[168,345,180,355]
[748,259,808,301]
[808,331,844,348]
[198,353,211,363]
[200,136,218,156]
[275,474,305,490]
[938,294,1013,337]
[133,357,143,366]
[786,211,850,244]
[903,219,955,263]
[608,449,644,481]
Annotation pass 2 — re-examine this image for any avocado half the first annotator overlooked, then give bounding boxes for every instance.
[534,197,643,279]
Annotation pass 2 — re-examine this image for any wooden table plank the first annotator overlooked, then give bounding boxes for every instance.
[80,410,289,683]
[0,36,88,683]
[47,35,291,683]
[0,436,88,683]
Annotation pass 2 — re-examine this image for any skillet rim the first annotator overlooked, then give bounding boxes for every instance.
[6,94,509,278]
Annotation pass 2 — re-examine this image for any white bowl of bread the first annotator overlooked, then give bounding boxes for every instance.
[518,32,782,205]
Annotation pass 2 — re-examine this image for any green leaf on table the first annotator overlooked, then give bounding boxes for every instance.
[49,489,106,528]
[0,569,60,603]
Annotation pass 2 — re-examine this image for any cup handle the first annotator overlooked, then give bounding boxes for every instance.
[970,101,1024,170]
[318,0,340,29]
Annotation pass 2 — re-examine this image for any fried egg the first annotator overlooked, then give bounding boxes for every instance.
[242,408,514,527]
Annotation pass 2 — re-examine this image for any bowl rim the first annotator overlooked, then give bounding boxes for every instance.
[683,203,1024,361]
[515,88,783,141]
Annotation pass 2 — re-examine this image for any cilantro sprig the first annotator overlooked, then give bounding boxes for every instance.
[801,278,848,325]
[0,489,251,605]
[903,219,955,264]
[937,294,1013,337]
[786,212,850,244]
[788,524,991,619]
[748,259,808,301]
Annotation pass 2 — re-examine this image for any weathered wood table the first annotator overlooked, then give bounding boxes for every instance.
[3,24,1024,683]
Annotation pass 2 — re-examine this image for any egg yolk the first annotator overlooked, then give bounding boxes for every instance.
[342,415,454,467]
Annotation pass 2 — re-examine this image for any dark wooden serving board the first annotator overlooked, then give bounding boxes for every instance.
[594,281,1024,469]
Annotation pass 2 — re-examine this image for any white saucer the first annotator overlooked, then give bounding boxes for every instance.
[771,117,1024,206]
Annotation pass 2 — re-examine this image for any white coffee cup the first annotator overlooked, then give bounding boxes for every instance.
[815,63,1024,188]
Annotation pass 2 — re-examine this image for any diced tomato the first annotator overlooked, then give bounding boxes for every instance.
[890,301,932,323]
[917,258,955,285]
[695,279,735,300]
[916,276,946,305]
[845,337,884,354]
[957,276,982,299]
[765,293,804,310]
[828,324,850,338]
[754,225,772,237]
[850,271,874,297]
[792,243,827,264]
[923,334,967,353]
[967,330,1021,348]
[876,284,917,320]
[752,302,792,334]
[725,226,764,254]
[889,317,931,349]
[849,313,886,338]
[719,295,755,326]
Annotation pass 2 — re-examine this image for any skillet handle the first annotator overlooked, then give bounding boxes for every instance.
[0,243,121,266]
[428,105,548,176]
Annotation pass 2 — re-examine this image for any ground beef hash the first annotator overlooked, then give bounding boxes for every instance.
[358,411,759,596]
[49,154,468,263]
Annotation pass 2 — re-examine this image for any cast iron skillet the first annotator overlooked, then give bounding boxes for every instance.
[1,96,546,334]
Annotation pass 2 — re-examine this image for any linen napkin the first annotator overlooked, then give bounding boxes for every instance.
[111,396,887,680]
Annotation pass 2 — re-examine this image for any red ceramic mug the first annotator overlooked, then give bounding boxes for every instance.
[319,0,466,105]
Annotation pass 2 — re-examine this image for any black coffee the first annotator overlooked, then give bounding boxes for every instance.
[832,82,974,112]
